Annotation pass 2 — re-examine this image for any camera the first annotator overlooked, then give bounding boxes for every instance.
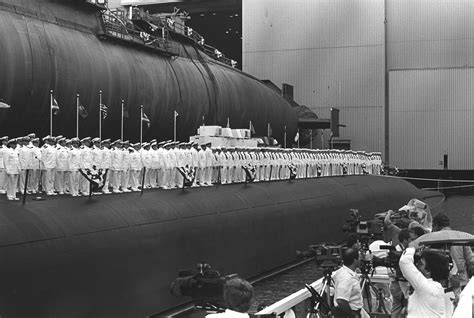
[342,209,383,240]
[170,263,237,308]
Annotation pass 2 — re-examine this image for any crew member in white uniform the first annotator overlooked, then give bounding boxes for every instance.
[55,138,69,194]
[129,143,142,191]
[4,138,20,200]
[41,136,57,195]
[0,136,8,194]
[67,138,82,196]
[79,137,93,195]
[110,140,123,193]
[28,138,42,194]
[101,139,112,194]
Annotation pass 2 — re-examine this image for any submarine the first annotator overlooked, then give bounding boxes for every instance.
[0,175,435,317]
[0,0,297,142]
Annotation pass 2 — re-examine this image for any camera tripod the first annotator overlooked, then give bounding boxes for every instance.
[359,270,389,316]
[305,266,335,318]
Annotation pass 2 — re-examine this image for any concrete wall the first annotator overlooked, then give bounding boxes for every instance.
[243,0,385,152]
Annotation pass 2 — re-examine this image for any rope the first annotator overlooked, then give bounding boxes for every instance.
[379,174,474,183]
[421,184,474,191]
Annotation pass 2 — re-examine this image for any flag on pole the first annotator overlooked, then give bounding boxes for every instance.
[142,112,151,128]
[51,96,60,115]
[100,103,108,119]
[202,115,205,126]
[249,121,255,135]
[267,123,272,137]
[78,105,88,118]
[0,100,10,109]
[226,117,230,128]
[294,130,300,142]
[122,104,129,119]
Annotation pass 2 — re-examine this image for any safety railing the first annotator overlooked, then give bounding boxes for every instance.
[99,10,179,56]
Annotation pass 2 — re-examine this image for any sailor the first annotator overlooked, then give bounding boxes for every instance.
[140,142,152,189]
[154,141,165,188]
[203,142,213,186]
[190,143,199,186]
[161,142,172,189]
[55,138,69,194]
[17,136,30,193]
[129,143,142,191]
[0,136,8,194]
[101,139,112,194]
[211,146,220,184]
[28,138,42,194]
[120,141,131,192]
[79,137,92,196]
[197,143,208,186]
[110,140,123,193]
[67,138,81,196]
[171,142,181,188]
[4,138,20,200]
[41,136,57,195]
[220,147,229,184]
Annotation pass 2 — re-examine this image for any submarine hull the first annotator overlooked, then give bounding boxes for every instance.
[0,176,429,317]
[0,0,297,142]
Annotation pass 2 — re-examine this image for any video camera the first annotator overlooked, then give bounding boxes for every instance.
[342,209,383,241]
[170,263,237,308]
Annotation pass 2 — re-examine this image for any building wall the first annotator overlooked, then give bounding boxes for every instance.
[242,0,385,152]
[243,0,474,169]
[387,0,474,170]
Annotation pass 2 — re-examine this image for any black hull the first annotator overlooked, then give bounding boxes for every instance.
[0,176,428,317]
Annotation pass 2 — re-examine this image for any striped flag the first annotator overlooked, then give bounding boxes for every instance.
[294,130,300,142]
[100,103,108,119]
[249,121,255,135]
[51,96,60,115]
[142,112,150,128]
[78,104,88,118]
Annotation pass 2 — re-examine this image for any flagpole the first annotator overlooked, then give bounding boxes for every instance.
[50,90,53,136]
[249,121,251,137]
[267,123,270,138]
[99,90,102,141]
[284,125,287,148]
[76,94,80,138]
[121,99,124,142]
[140,105,143,145]
[173,110,177,142]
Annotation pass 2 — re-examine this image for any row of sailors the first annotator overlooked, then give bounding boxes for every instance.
[0,134,383,200]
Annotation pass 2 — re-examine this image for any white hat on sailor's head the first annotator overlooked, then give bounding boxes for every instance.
[81,137,91,143]
[92,137,101,143]
[71,137,80,143]
[0,136,8,142]
[7,138,17,145]
[101,139,111,144]
[142,142,150,148]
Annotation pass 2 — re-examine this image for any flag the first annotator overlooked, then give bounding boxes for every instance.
[51,96,60,115]
[226,117,230,128]
[267,123,272,137]
[142,112,151,128]
[100,103,108,119]
[202,115,205,126]
[0,100,10,109]
[78,105,88,118]
[294,130,300,142]
[174,110,179,118]
[249,121,255,135]
[122,104,129,119]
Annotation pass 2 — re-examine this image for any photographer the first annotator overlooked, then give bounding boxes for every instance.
[206,277,254,318]
[399,244,450,317]
[432,213,473,289]
[390,229,412,318]
[333,248,363,318]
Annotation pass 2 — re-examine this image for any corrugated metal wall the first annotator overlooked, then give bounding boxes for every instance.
[388,0,474,169]
[390,69,474,170]
[243,0,385,152]
[243,0,474,169]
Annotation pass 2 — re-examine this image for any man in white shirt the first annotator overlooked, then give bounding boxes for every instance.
[0,136,8,194]
[206,277,253,318]
[333,248,363,318]
[399,244,450,317]
[4,138,20,200]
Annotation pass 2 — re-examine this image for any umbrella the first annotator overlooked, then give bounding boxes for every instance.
[414,230,474,246]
